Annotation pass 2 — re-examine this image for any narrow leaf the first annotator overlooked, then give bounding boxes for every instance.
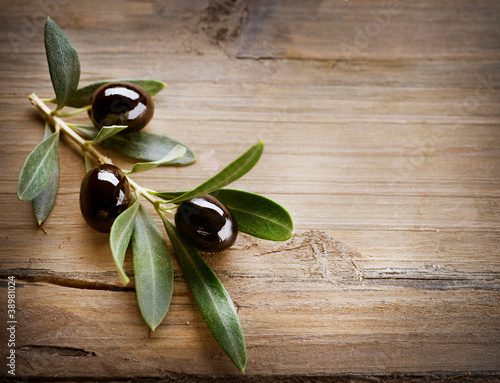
[161,216,247,372]
[131,203,173,330]
[44,18,80,111]
[150,191,183,201]
[32,123,60,225]
[100,131,195,166]
[84,154,94,172]
[70,124,99,140]
[18,130,60,201]
[211,189,294,241]
[88,125,127,145]
[59,79,167,108]
[124,145,186,174]
[166,141,263,204]
[70,125,195,167]
[110,198,140,286]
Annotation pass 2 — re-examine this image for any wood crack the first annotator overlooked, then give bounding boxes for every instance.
[1,233,497,292]
[0,268,134,291]
[19,344,96,357]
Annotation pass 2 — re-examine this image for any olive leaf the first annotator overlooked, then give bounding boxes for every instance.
[44,17,80,111]
[58,79,166,109]
[84,154,94,172]
[161,216,247,372]
[211,189,293,241]
[101,131,196,166]
[88,125,127,145]
[70,124,99,139]
[32,123,60,225]
[110,197,140,286]
[69,125,195,167]
[131,203,174,330]
[124,145,186,174]
[18,129,60,202]
[164,141,263,205]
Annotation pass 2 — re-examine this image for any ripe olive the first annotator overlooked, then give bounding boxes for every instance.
[175,195,238,252]
[80,164,132,233]
[89,82,154,133]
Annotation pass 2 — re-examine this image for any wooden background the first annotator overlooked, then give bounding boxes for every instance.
[1,0,499,381]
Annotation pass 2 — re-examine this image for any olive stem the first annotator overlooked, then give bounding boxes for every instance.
[29,93,109,164]
[127,179,158,205]
[29,92,167,211]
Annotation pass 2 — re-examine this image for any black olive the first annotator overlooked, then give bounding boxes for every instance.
[80,164,132,233]
[89,82,154,133]
[175,195,238,252]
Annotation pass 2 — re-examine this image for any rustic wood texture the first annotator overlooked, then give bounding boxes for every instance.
[1,0,499,381]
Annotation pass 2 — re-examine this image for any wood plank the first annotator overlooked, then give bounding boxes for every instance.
[0,0,499,380]
[2,231,499,376]
[235,0,500,60]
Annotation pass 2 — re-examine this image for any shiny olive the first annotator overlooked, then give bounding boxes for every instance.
[89,82,154,133]
[80,164,132,233]
[175,195,238,252]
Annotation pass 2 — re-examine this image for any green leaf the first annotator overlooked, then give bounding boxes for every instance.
[70,124,99,140]
[84,154,94,172]
[32,123,60,225]
[131,203,173,330]
[88,125,127,145]
[124,145,186,174]
[161,216,247,372]
[100,131,195,166]
[151,191,184,200]
[60,79,167,108]
[18,130,60,202]
[110,197,140,286]
[44,17,80,111]
[166,142,263,204]
[69,125,195,167]
[210,189,294,241]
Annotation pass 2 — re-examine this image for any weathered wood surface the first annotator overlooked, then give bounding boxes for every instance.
[1,0,499,381]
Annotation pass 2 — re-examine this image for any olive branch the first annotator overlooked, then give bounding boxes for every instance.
[18,17,294,372]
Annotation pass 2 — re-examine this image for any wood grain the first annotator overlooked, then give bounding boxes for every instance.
[0,0,499,381]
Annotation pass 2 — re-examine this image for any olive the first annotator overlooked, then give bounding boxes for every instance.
[175,195,238,252]
[89,82,154,133]
[80,164,132,233]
